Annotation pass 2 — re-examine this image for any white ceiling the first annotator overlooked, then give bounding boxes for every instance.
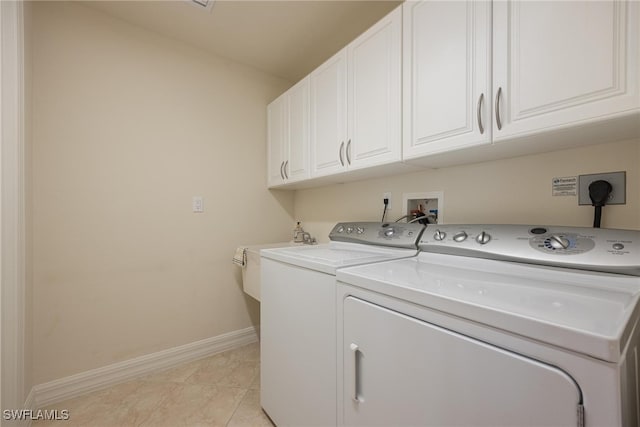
[85,0,402,82]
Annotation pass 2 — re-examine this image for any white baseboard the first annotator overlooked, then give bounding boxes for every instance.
[29,326,259,409]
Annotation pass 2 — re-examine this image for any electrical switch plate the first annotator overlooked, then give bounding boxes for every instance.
[578,171,626,205]
[382,192,392,211]
[192,196,204,213]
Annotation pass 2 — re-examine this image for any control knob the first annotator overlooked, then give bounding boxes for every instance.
[476,231,491,245]
[356,227,364,234]
[453,231,468,242]
[433,230,446,241]
[346,226,354,234]
[336,226,344,233]
[549,235,570,250]
[384,228,395,237]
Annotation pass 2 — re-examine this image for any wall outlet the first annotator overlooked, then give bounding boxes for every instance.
[382,192,392,211]
[578,172,626,205]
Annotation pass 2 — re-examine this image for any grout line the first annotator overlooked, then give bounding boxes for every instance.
[225,387,251,427]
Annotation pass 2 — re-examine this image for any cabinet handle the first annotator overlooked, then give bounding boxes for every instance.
[495,87,503,130]
[350,343,361,402]
[284,160,289,179]
[339,142,345,166]
[477,93,485,134]
[346,139,352,165]
[280,161,285,180]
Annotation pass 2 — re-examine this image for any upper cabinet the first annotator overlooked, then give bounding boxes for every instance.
[403,0,492,159]
[403,0,639,165]
[493,0,639,140]
[310,6,402,178]
[267,77,311,187]
[268,1,639,188]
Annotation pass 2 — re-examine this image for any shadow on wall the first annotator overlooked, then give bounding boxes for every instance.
[231,266,260,328]
[233,188,294,329]
[269,188,296,218]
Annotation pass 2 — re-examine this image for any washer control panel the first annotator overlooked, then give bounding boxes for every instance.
[419,224,640,276]
[330,222,426,249]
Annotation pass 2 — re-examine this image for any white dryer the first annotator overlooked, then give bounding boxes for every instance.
[336,224,640,427]
[260,222,425,426]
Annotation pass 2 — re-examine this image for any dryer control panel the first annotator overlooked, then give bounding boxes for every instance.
[330,222,426,249]
[419,224,640,276]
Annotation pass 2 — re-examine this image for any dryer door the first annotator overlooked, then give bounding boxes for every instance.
[342,296,582,426]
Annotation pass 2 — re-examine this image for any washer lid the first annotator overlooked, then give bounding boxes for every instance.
[260,242,418,275]
[337,252,640,362]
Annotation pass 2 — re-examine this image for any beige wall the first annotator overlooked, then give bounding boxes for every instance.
[295,138,640,241]
[29,2,294,385]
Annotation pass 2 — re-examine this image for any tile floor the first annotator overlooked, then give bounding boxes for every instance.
[33,342,274,427]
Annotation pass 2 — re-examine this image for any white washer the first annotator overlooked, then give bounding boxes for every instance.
[260,222,425,426]
[336,224,640,427]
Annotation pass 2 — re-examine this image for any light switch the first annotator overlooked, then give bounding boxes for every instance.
[192,196,204,213]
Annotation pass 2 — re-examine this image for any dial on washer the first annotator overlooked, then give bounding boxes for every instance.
[547,235,570,250]
[476,231,491,245]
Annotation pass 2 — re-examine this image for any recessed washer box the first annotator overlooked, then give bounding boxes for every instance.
[578,171,626,205]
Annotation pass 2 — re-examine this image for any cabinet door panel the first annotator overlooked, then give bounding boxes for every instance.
[348,6,401,168]
[493,0,639,139]
[310,51,347,177]
[342,296,582,426]
[403,0,491,158]
[286,77,310,182]
[267,94,286,187]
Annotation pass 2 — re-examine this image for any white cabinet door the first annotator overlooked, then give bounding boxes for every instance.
[311,5,403,177]
[286,77,310,182]
[267,93,286,187]
[267,78,310,187]
[310,50,348,177]
[493,0,639,140]
[403,0,491,158]
[348,6,402,169]
[342,296,582,426]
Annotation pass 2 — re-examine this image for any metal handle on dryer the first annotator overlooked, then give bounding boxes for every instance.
[339,141,345,166]
[350,343,361,402]
[280,161,285,180]
[283,160,289,179]
[346,139,352,165]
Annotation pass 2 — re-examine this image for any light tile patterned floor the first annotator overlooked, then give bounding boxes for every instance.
[33,342,274,427]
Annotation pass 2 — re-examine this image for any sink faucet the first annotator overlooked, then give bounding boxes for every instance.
[302,232,316,245]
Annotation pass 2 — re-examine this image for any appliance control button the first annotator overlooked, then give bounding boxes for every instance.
[356,227,364,234]
[530,227,547,235]
[433,230,446,241]
[336,226,344,233]
[613,243,625,250]
[453,231,468,242]
[407,231,413,236]
[476,231,491,245]
[549,235,570,250]
[346,226,354,234]
[384,228,395,237]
